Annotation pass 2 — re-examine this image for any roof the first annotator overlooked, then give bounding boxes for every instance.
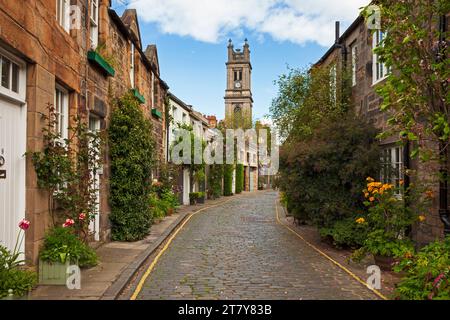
[167,92,192,112]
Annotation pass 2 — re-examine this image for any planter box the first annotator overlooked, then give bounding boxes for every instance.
[374,255,399,271]
[131,88,146,104]
[39,259,73,285]
[197,197,205,204]
[151,108,163,119]
[87,50,115,77]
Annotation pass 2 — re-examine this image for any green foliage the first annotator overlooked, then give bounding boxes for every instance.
[394,237,450,300]
[208,164,223,199]
[0,248,37,298]
[319,218,368,249]
[362,1,450,161]
[39,227,97,268]
[223,164,234,196]
[279,112,380,228]
[235,164,244,194]
[29,104,103,235]
[108,93,156,241]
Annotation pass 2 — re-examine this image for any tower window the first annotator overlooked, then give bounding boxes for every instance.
[233,70,242,81]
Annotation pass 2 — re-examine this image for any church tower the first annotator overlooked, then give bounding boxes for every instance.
[224,39,253,129]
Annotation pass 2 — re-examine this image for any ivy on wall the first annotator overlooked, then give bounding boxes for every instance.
[108,93,155,241]
[208,164,223,199]
[223,164,234,196]
[235,164,244,194]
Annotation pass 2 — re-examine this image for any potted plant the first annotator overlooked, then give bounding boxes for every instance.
[351,177,428,271]
[0,220,37,299]
[39,224,98,285]
[189,192,198,205]
[197,192,205,204]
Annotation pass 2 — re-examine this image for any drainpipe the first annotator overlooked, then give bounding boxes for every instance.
[334,21,348,106]
[438,14,450,235]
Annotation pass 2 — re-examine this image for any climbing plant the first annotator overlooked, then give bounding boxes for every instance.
[108,93,155,241]
[223,164,234,196]
[235,164,244,194]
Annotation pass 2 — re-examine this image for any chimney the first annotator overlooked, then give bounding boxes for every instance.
[335,21,340,43]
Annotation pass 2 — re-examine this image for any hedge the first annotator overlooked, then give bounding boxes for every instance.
[223,164,234,196]
[235,164,244,194]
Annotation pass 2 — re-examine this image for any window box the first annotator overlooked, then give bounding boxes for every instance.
[87,50,115,77]
[152,108,163,119]
[131,88,146,104]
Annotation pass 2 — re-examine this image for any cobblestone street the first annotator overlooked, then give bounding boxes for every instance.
[135,191,378,300]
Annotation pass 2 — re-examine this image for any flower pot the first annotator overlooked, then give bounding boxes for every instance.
[1,291,30,300]
[374,255,398,271]
[39,259,74,285]
[197,197,205,204]
[190,199,197,205]
[167,208,174,216]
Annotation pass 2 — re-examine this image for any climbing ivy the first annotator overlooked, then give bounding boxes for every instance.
[108,93,155,241]
[235,164,244,194]
[223,164,234,196]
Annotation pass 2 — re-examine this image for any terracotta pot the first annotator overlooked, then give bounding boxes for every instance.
[167,208,174,216]
[374,254,399,271]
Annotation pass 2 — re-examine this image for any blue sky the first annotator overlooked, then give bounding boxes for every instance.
[112,0,368,121]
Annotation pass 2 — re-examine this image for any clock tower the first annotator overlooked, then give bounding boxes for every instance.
[224,39,253,129]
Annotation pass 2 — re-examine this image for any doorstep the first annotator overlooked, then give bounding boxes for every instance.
[29,200,219,300]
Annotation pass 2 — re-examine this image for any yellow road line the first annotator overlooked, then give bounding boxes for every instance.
[130,197,235,300]
[274,200,388,301]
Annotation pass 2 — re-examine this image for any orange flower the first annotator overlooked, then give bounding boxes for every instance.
[425,190,434,199]
[355,217,366,224]
[369,197,375,202]
[366,177,375,182]
[404,252,413,259]
[399,179,404,186]
[418,215,426,222]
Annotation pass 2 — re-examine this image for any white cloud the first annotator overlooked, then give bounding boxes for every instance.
[128,0,369,47]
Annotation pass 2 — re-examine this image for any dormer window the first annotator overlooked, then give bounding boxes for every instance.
[90,0,99,49]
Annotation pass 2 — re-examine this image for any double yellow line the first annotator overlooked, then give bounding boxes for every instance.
[130,197,235,300]
[274,201,388,300]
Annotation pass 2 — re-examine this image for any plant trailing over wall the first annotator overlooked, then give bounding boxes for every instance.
[223,164,234,196]
[29,103,103,241]
[108,93,155,241]
[235,164,244,194]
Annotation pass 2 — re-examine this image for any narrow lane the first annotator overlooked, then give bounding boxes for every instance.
[135,191,377,300]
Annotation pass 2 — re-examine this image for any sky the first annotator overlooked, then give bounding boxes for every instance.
[112,0,369,121]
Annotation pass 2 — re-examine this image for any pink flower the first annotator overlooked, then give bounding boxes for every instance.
[62,219,75,228]
[78,213,86,221]
[18,219,30,230]
[433,273,445,288]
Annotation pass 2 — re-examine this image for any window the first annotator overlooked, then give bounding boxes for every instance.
[55,85,69,141]
[233,69,242,81]
[380,146,403,194]
[351,44,357,86]
[329,64,337,105]
[130,43,135,88]
[182,113,187,124]
[372,30,390,84]
[0,54,20,93]
[90,0,99,49]
[56,0,70,32]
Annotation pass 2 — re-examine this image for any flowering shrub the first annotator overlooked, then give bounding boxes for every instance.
[352,178,430,260]
[394,237,450,300]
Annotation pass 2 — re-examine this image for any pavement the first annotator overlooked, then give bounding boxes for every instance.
[30,196,232,300]
[132,191,379,300]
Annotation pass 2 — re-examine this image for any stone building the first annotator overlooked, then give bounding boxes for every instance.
[0,0,168,264]
[314,17,449,246]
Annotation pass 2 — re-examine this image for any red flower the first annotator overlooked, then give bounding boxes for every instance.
[18,219,30,230]
[79,213,86,221]
[62,219,75,228]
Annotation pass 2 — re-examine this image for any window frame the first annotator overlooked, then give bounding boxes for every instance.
[380,145,404,196]
[0,47,26,103]
[56,0,70,32]
[130,42,135,88]
[351,44,357,87]
[89,0,99,49]
[329,64,337,105]
[372,29,390,85]
[54,84,69,142]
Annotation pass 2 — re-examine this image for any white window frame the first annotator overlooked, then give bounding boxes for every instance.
[351,44,357,87]
[0,48,26,103]
[130,43,135,88]
[56,0,70,32]
[372,30,390,85]
[90,0,99,49]
[55,84,69,142]
[380,146,403,196]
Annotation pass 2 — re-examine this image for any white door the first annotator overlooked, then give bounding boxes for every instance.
[183,167,190,205]
[88,116,101,241]
[0,50,26,253]
[0,98,26,252]
[249,168,255,191]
